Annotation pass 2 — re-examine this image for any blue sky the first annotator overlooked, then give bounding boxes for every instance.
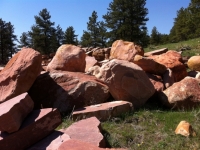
[0,0,190,40]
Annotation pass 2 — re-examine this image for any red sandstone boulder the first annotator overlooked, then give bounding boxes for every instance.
[0,48,42,103]
[47,44,86,72]
[58,139,127,150]
[159,77,200,109]
[28,130,70,150]
[92,48,105,61]
[85,56,98,72]
[144,48,168,57]
[133,55,167,75]
[28,71,110,112]
[60,117,106,148]
[109,40,144,61]
[0,108,61,150]
[96,59,155,108]
[146,73,164,92]
[0,93,33,133]
[86,65,101,76]
[72,101,133,121]
[149,50,187,82]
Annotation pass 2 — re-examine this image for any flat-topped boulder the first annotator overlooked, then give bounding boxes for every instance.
[60,117,106,148]
[72,101,133,121]
[47,44,86,72]
[28,130,70,150]
[0,108,61,150]
[109,40,144,61]
[133,55,167,75]
[0,47,42,103]
[0,93,33,133]
[149,50,187,82]
[144,48,168,57]
[96,59,155,108]
[28,71,110,112]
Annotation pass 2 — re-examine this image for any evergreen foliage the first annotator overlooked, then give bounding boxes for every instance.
[0,19,18,64]
[103,0,149,47]
[63,26,78,45]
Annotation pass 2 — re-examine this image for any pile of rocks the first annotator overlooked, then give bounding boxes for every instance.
[1,39,200,149]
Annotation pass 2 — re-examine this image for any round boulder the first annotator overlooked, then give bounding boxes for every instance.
[188,56,200,71]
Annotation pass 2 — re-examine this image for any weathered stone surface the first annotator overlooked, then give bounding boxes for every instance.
[96,59,155,108]
[149,50,187,82]
[0,67,4,72]
[159,77,200,109]
[146,73,164,92]
[133,55,167,75]
[28,71,110,112]
[0,93,33,133]
[144,48,168,57]
[0,108,61,150]
[72,101,133,121]
[86,65,101,76]
[60,117,106,148]
[175,121,195,137]
[0,47,42,103]
[28,130,70,150]
[85,56,98,72]
[47,44,86,72]
[162,69,174,88]
[58,139,127,150]
[109,40,144,61]
[92,48,105,61]
[187,56,200,71]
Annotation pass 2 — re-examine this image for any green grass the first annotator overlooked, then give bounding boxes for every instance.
[144,38,200,57]
[59,102,200,150]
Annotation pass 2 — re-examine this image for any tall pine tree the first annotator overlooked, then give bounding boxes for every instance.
[63,26,78,45]
[103,0,149,46]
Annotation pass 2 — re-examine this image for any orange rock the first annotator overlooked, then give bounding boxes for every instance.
[47,44,86,72]
[175,121,195,137]
[144,48,168,57]
[85,56,98,72]
[188,56,200,71]
[0,93,33,133]
[0,47,42,103]
[110,40,144,61]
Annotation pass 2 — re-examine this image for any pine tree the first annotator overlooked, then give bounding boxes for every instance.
[80,30,92,47]
[103,0,149,46]
[0,19,17,64]
[150,26,161,45]
[19,32,32,48]
[29,8,55,54]
[63,26,78,45]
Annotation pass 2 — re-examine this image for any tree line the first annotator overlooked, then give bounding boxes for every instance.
[0,0,200,64]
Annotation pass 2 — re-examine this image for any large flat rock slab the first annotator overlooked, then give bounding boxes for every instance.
[28,130,70,150]
[60,117,106,148]
[0,92,34,133]
[144,48,168,57]
[0,108,61,150]
[72,101,133,121]
[0,47,42,103]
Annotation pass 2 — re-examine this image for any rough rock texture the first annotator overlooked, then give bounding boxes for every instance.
[28,130,70,150]
[133,55,167,75]
[58,139,127,150]
[162,69,174,88]
[96,59,155,108]
[109,40,144,61]
[72,101,133,121]
[86,65,101,76]
[92,48,105,61]
[0,47,42,103]
[0,108,61,150]
[85,56,98,72]
[47,44,86,72]
[175,121,195,137]
[144,48,168,57]
[0,67,4,72]
[60,117,106,148]
[146,73,164,92]
[0,93,33,133]
[149,50,187,82]
[159,77,200,109]
[187,56,200,71]
[28,71,110,112]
